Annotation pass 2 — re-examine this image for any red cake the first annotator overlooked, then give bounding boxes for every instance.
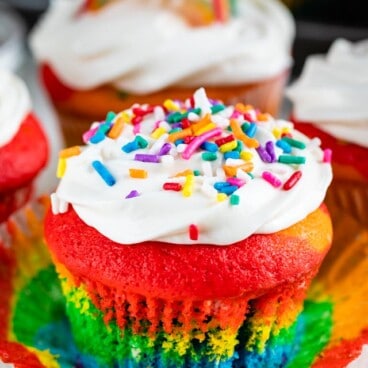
[44,88,333,367]
[0,70,48,223]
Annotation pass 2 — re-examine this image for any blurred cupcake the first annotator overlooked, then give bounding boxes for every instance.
[45,88,332,367]
[287,38,368,225]
[0,70,48,223]
[30,0,295,145]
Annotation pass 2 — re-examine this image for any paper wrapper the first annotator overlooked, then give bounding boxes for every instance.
[0,199,367,367]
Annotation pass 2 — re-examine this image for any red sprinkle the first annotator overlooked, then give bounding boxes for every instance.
[132,106,154,117]
[215,135,235,147]
[184,136,195,144]
[283,171,302,191]
[163,183,182,191]
[132,115,143,125]
[243,112,253,121]
[181,118,191,129]
[189,224,199,241]
[281,132,293,138]
[189,96,195,108]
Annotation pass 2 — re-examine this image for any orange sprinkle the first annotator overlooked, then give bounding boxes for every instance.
[235,103,254,114]
[257,113,271,122]
[172,169,193,178]
[59,146,81,159]
[229,119,259,149]
[191,113,212,134]
[223,162,254,177]
[168,128,192,143]
[129,169,148,179]
[107,115,125,139]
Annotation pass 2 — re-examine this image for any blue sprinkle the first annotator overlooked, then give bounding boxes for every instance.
[174,139,185,146]
[201,141,219,152]
[214,182,231,190]
[218,185,238,195]
[89,132,106,144]
[276,139,292,154]
[92,160,116,186]
[246,123,257,138]
[122,140,139,153]
[224,151,240,160]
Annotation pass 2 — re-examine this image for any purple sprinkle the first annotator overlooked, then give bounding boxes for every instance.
[134,154,160,163]
[125,190,140,199]
[256,146,272,163]
[158,143,171,156]
[265,141,276,163]
[171,123,182,129]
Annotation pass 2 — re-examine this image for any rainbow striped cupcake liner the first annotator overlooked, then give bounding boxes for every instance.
[0,200,368,367]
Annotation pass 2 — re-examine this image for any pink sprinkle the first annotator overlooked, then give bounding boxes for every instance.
[262,171,282,188]
[323,149,332,163]
[83,127,98,143]
[154,120,161,130]
[182,128,222,160]
[231,110,242,119]
[133,124,141,134]
[227,177,245,188]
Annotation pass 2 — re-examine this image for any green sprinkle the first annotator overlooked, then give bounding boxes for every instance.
[167,112,184,123]
[211,104,226,114]
[191,108,202,115]
[105,111,116,123]
[241,122,251,133]
[135,135,148,149]
[193,170,201,176]
[169,127,182,134]
[248,172,254,179]
[278,155,306,164]
[235,140,243,152]
[282,137,306,149]
[202,152,218,161]
[230,194,240,206]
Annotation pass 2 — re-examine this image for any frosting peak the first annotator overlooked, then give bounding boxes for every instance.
[30,0,294,93]
[286,39,368,148]
[0,70,31,146]
[52,88,332,245]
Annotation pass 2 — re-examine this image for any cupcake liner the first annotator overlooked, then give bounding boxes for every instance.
[49,71,288,146]
[1,200,368,367]
[52,256,319,368]
[325,179,368,227]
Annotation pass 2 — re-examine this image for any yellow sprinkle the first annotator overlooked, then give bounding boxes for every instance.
[272,128,282,139]
[129,169,148,179]
[120,111,132,123]
[183,174,194,197]
[219,140,238,153]
[164,99,180,111]
[107,115,125,139]
[240,151,253,161]
[151,127,166,139]
[282,126,291,134]
[217,193,227,202]
[191,113,211,134]
[195,122,217,136]
[56,158,66,178]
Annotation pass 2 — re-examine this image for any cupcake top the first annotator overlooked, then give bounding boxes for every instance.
[286,39,368,148]
[51,88,332,245]
[30,0,294,94]
[0,69,31,146]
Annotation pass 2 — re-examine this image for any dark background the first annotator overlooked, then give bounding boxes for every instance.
[1,0,368,76]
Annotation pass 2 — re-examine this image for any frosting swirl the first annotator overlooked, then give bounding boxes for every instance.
[287,39,368,148]
[52,88,332,245]
[30,0,294,94]
[0,69,31,146]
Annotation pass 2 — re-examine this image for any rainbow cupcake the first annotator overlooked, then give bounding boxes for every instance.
[41,88,334,367]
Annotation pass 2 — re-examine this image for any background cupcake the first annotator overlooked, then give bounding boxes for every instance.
[45,89,332,367]
[0,70,48,223]
[30,0,295,145]
[286,38,368,225]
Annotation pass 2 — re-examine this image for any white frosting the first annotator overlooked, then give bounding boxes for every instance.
[0,69,31,146]
[30,0,294,94]
[347,345,368,368]
[0,362,15,368]
[287,39,368,148]
[54,89,332,245]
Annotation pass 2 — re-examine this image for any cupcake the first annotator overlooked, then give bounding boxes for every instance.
[0,70,48,223]
[30,0,295,145]
[44,88,332,367]
[286,38,368,225]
